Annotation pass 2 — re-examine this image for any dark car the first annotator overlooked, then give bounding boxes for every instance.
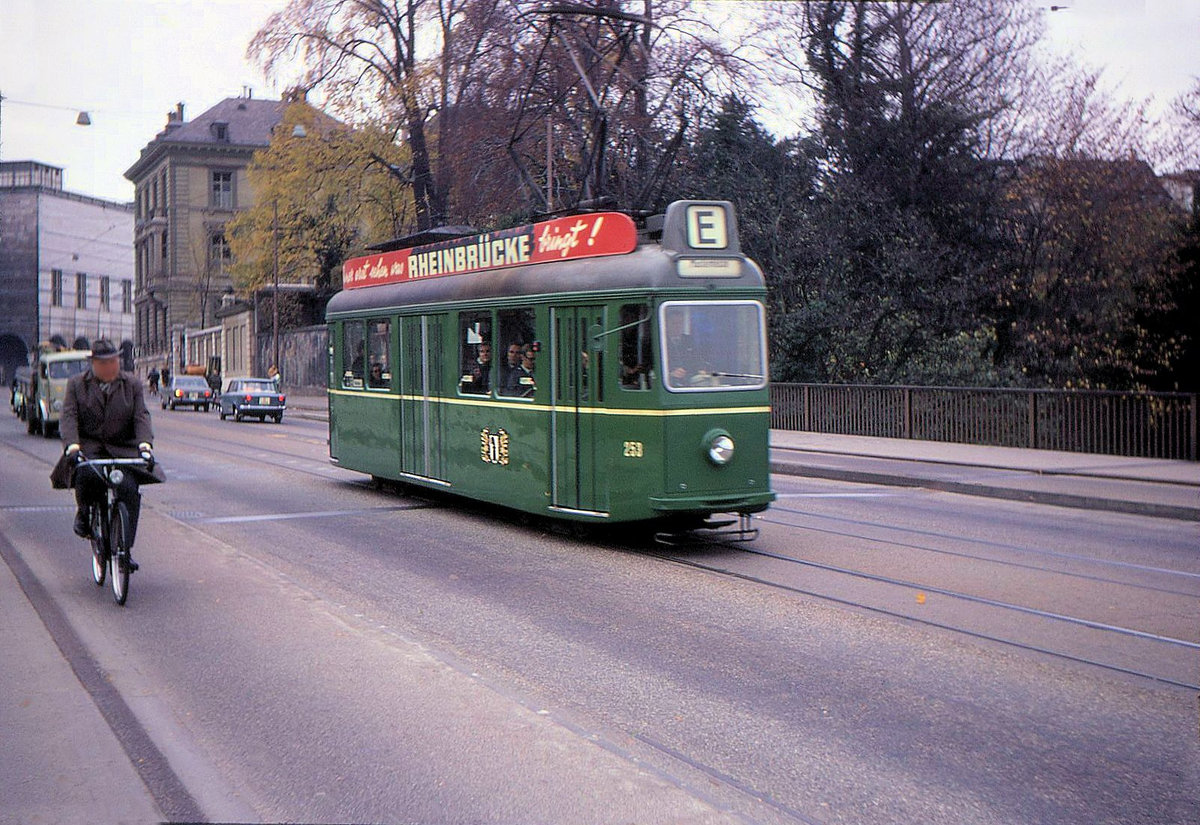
[162,375,213,411]
[219,378,286,423]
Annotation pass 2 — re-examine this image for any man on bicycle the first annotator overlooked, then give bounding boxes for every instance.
[52,339,162,569]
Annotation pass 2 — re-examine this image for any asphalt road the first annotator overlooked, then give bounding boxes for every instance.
[2,407,1198,825]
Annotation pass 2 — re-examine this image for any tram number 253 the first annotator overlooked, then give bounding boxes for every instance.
[622,441,645,458]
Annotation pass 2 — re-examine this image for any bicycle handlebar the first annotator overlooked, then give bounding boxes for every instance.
[75,457,149,466]
[74,455,154,484]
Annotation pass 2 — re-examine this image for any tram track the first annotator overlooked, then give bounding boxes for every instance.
[762,504,1200,598]
[10,421,1194,691]
[643,520,1200,692]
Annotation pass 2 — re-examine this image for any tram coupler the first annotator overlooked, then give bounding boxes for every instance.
[654,513,758,546]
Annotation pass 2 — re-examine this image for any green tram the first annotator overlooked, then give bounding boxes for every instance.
[326,200,774,535]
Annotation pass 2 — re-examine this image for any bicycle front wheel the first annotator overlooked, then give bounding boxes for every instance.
[90,507,107,586]
[109,502,131,606]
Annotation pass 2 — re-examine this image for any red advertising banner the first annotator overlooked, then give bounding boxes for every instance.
[343,212,638,290]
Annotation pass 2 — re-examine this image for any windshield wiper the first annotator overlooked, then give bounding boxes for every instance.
[710,372,764,380]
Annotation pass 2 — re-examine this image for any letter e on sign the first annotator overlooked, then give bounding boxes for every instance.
[686,205,728,250]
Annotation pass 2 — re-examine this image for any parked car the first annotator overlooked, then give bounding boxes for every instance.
[219,378,286,423]
[162,375,214,411]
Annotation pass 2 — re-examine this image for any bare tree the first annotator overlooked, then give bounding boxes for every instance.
[251,1,752,229]
[251,0,467,230]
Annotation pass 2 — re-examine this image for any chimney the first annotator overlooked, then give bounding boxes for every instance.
[165,102,186,134]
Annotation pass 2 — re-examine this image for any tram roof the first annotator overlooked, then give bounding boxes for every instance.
[326,200,764,318]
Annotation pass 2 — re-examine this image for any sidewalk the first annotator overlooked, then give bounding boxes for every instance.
[771,430,1200,521]
[284,389,1199,521]
[0,541,162,823]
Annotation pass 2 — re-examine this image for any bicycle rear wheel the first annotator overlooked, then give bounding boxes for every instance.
[90,507,106,586]
[109,502,131,606]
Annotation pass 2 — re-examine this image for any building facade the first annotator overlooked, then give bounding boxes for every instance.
[124,96,289,373]
[0,160,134,385]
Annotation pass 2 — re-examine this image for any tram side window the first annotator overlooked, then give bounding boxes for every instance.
[367,318,391,389]
[342,322,366,389]
[459,312,493,395]
[498,308,536,398]
[618,304,653,391]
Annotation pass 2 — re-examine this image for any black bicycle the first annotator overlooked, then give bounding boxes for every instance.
[76,456,151,606]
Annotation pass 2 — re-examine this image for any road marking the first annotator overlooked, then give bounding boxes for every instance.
[191,504,429,524]
[773,492,904,499]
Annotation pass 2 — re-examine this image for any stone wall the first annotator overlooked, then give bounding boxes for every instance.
[257,325,328,390]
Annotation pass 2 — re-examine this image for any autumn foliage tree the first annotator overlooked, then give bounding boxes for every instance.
[225,102,410,299]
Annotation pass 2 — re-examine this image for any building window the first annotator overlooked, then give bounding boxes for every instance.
[122,280,132,314]
[210,171,234,209]
[76,273,88,309]
[209,232,231,273]
[161,229,168,262]
[211,122,229,142]
[100,276,111,311]
[51,269,63,307]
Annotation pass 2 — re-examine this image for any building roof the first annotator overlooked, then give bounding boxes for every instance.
[125,97,287,181]
[161,97,287,147]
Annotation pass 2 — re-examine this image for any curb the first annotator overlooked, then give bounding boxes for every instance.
[770,460,1200,522]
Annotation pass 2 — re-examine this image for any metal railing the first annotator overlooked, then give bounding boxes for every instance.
[770,384,1199,461]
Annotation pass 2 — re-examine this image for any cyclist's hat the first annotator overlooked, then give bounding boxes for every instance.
[90,339,120,360]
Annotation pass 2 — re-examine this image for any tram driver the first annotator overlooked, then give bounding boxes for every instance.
[664,310,708,386]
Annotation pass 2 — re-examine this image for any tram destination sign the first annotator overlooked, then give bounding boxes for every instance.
[343,212,638,290]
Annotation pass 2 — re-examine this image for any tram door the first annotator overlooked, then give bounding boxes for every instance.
[398,314,446,481]
[550,306,605,513]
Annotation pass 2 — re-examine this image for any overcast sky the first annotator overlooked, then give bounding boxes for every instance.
[1,0,1197,204]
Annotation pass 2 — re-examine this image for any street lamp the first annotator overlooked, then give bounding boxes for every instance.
[0,89,92,164]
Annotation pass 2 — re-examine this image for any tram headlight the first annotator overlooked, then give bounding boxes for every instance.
[705,431,735,466]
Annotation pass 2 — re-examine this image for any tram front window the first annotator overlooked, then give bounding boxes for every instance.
[661,301,766,392]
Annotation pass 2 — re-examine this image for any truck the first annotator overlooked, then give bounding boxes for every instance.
[24,349,90,438]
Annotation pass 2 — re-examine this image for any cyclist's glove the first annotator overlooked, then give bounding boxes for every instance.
[65,443,81,459]
[138,442,154,469]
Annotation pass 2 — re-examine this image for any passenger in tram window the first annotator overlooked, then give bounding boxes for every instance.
[368,361,386,388]
[345,339,366,388]
[503,345,536,397]
[499,341,525,396]
[461,342,492,394]
[505,341,523,373]
[619,303,653,390]
[621,360,649,389]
